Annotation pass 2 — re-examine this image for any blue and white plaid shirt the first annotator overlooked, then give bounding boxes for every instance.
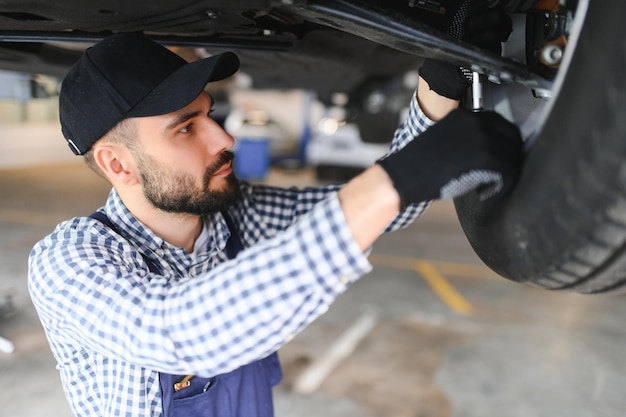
[28,93,434,417]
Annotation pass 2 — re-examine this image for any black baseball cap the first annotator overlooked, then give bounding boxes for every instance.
[59,32,240,155]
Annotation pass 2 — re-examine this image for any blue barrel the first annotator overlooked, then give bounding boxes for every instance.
[233,137,270,180]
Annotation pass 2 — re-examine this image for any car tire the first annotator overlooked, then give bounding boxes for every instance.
[454,0,626,294]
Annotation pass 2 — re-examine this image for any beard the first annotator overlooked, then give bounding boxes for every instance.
[136,150,242,216]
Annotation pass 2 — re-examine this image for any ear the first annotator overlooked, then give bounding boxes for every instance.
[93,144,140,186]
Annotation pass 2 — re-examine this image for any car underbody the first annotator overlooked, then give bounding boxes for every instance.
[0,0,558,101]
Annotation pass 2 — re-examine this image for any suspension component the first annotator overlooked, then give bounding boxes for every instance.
[526,0,573,80]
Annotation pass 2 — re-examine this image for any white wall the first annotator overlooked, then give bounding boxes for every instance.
[0,92,75,168]
[0,123,76,168]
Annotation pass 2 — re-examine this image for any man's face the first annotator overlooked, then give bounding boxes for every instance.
[132,92,242,216]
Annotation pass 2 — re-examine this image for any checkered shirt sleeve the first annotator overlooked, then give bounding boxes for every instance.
[27,93,435,417]
[381,89,436,228]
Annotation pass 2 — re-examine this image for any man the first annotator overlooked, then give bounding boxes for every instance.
[28,12,520,417]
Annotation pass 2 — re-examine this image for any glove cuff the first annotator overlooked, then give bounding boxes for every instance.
[376,160,410,210]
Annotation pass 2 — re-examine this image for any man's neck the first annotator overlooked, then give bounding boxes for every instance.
[118,189,204,253]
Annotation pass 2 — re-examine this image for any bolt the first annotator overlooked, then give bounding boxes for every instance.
[541,44,564,66]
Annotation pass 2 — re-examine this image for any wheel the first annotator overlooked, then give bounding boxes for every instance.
[454,0,626,294]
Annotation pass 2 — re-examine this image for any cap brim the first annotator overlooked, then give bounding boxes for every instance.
[127,51,239,118]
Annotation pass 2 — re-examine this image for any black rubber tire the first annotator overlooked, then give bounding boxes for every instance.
[454,0,626,294]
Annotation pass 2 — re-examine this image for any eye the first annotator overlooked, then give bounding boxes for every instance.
[208,107,215,116]
[179,123,192,134]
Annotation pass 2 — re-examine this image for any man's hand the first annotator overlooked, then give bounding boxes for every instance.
[419,0,513,100]
[377,108,523,208]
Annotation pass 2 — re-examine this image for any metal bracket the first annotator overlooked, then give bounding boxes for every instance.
[290,0,547,88]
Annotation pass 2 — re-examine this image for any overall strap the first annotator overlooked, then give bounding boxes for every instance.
[221,211,244,259]
[89,211,161,273]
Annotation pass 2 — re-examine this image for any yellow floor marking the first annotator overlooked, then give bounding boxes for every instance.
[414,260,475,316]
[369,253,491,316]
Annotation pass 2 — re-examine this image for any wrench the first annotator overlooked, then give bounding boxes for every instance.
[471,70,484,112]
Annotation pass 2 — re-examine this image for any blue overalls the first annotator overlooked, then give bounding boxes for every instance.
[90,211,283,417]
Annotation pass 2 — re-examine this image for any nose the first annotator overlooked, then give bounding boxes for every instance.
[204,118,235,155]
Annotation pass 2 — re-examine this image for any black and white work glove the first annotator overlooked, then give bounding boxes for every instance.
[377,108,523,208]
[419,0,513,100]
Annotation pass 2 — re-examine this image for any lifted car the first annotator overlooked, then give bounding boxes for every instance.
[1,0,625,294]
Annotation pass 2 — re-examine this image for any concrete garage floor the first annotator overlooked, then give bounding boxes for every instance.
[1,162,625,417]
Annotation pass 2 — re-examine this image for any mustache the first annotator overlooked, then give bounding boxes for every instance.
[204,150,235,180]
